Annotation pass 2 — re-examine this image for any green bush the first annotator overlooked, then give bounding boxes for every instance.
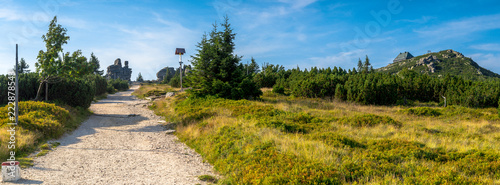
[272,84,285,95]
[398,107,442,116]
[0,73,40,105]
[308,132,365,148]
[108,79,129,91]
[339,114,402,127]
[88,75,107,96]
[106,83,116,94]
[49,77,95,108]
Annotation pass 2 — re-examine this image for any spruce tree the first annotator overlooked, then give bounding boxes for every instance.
[189,16,261,99]
[363,55,371,73]
[136,72,144,82]
[357,58,363,72]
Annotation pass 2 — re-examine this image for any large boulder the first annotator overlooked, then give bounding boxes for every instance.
[157,67,175,81]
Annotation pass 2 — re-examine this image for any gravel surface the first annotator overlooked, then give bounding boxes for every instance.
[9,86,216,184]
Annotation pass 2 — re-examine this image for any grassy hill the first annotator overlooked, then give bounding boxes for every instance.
[377,49,500,80]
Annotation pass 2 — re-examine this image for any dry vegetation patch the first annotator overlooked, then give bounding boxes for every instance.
[140,84,500,184]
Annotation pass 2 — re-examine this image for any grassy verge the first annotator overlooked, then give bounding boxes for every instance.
[132,84,176,99]
[140,85,500,184]
[0,101,91,167]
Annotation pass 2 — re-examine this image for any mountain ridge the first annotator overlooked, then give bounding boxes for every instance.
[376,49,500,80]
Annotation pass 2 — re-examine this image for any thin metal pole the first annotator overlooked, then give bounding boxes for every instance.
[179,54,183,90]
[15,44,19,125]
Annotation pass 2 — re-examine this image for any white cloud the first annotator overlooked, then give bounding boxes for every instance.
[415,14,500,40]
[469,53,500,74]
[59,17,89,29]
[397,16,435,24]
[470,43,500,52]
[0,8,25,21]
[277,0,318,9]
[305,49,366,70]
[88,13,200,81]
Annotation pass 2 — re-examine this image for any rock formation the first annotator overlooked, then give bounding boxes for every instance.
[157,67,176,81]
[414,55,439,73]
[106,58,132,81]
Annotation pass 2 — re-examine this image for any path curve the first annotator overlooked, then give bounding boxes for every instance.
[12,86,216,184]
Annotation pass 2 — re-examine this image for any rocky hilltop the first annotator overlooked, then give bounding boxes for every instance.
[377,49,500,80]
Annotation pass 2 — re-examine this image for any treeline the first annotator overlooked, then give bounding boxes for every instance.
[0,16,130,108]
[0,73,117,108]
[252,64,500,108]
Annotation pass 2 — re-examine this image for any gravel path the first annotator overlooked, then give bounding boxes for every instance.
[10,86,216,184]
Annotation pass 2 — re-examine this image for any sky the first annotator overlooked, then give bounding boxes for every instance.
[1,0,500,80]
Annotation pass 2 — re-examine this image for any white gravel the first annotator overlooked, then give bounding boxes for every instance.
[8,86,216,184]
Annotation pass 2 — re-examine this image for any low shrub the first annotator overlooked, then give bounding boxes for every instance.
[86,75,107,96]
[339,114,402,127]
[0,73,40,105]
[443,105,484,119]
[144,89,167,97]
[308,132,365,148]
[108,79,129,91]
[398,107,442,117]
[272,84,285,95]
[106,83,116,94]
[49,77,95,108]
[0,101,71,160]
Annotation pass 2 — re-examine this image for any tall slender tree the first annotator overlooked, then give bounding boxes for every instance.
[357,58,363,72]
[363,55,372,73]
[35,16,70,101]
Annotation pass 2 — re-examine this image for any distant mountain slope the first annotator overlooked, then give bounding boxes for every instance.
[377,49,500,80]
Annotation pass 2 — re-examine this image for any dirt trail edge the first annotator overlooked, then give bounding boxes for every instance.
[13,86,216,184]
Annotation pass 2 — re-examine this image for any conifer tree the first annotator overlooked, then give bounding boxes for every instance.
[189,16,261,99]
[363,55,371,73]
[357,58,363,72]
[136,72,144,82]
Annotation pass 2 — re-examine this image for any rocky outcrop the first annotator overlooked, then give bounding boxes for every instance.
[106,58,132,81]
[157,67,176,81]
[414,55,439,73]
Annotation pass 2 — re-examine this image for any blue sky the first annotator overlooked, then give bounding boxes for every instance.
[1,0,500,80]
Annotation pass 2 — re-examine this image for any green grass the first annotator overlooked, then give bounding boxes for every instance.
[36,149,49,157]
[0,101,91,166]
[138,85,500,184]
[132,84,176,99]
[198,175,218,183]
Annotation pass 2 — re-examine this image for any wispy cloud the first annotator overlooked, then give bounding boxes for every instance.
[397,16,435,24]
[470,43,500,52]
[91,13,200,80]
[414,14,500,40]
[469,53,500,73]
[0,8,26,21]
[277,0,318,9]
[306,49,366,69]
[59,17,89,29]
